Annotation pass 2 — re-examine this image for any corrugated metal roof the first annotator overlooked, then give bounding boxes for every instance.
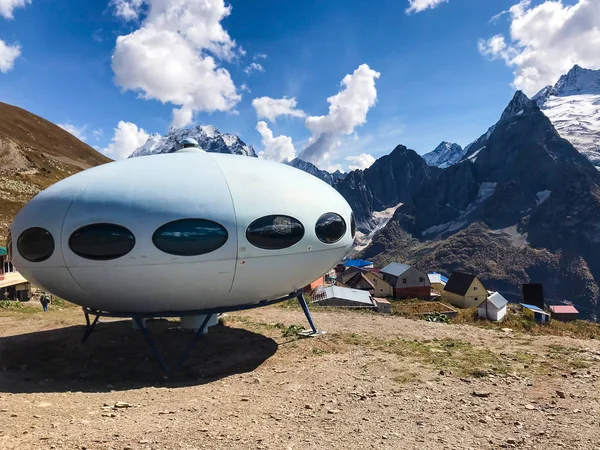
[549,305,579,314]
[344,259,373,268]
[486,292,508,309]
[428,273,448,284]
[321,286,374,305]
[381,262,411,277]
[520,303,545,313]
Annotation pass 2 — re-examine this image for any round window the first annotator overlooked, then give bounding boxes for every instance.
[246,215,304,250]
[17,227,55,262]
[153,219,228,256]
[315,213,347,244]
[69,223,135,260]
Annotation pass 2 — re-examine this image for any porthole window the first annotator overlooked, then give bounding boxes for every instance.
[246,215,304,250]
[315,212,347,244]
[350,212,356,239]
[69,223,135,260]
[17,227,55,262]
[153,219,228,256]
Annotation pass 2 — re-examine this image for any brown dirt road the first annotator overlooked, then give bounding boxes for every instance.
[0,304,599,450]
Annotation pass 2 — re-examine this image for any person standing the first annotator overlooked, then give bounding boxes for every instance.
[40,293,49,312]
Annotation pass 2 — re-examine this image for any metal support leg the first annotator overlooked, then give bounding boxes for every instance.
[297,293,325,336]
[134,317,170,375]
[82,309,100,343]
[175,314,214,372]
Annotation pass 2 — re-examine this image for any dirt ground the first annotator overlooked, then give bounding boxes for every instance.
[1,302,599,450]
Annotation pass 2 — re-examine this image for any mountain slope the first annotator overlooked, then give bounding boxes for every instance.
[533,65,600,167]
[336,145,439,231]
[286,158,346,186]
[361,91,600,318]
[422,141,466,168]
[0,102,111,239]
[130,125,257,158]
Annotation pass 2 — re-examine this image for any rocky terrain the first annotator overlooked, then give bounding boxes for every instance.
[359,91,600,319]
[286,158,346,186]
[533,65,600,168]
[0,303,599,449]
[130,125,257,158]
[422,141,466,169]
[0,102,110,239]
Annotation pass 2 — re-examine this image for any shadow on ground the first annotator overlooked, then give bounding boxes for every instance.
[0,319,278,393]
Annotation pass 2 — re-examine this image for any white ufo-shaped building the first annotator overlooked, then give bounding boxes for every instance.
[8,148,355,315]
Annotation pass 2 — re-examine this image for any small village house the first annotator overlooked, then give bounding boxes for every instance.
[339,267,394,297]
[344,272,376,293]
[477,292,508,321]
[548,305,579,322]
[380,262,431,299]
[304,276,325,293]
[312,286,376,309]
[442,272,487,308]
[0,246,31,301]
[520,303,551,323]
[428,272,448,295]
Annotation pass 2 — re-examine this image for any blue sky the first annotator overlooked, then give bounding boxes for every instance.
[0,0,594,171]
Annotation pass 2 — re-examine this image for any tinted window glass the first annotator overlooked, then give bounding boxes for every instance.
[6,230,12,261]
[246,215,304,250]
[17,227,54,262]
[153,219,228,256]
[315,212,347,244]
[350,212,356,239]
[69,223,135,260]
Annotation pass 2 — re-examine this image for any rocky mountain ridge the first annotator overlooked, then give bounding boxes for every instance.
[130,125,257,158]
[422,141,466,168]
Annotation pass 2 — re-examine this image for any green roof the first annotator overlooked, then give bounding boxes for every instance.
[0,246,6,256]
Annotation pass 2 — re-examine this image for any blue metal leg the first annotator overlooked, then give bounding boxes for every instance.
[175,314,214,372]
[134,317,170,375]
[297,293,318,334]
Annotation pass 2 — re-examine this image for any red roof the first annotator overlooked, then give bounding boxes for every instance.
[549,305,579,314]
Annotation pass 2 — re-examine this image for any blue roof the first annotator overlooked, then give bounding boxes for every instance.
[344,259,373,268]
[428,272,449,283]
[520,303,544,312]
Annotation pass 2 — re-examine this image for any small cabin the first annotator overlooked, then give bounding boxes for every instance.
[0,246,31,302]
[548,305,579,322]
[477,292,508,321]
[520,303,551,323]
[312,286,375,309]
[442,272,487,308]
[380,262,431,299]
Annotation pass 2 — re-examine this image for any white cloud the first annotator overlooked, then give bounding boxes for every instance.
[300,63,380,167]
[244,62,264,74]
[0,0,31,19]
[58,123,86,142]
[345,153,376,171]
[240,83,250,92]
[102,121,150,160]
[253,52,267,60]
[252,96,306,122]
[256,121,296,162]
[92,129,103,141]
[0,39,20,73]
[111,0,241,128]
[406,0,448,14]
[479,0,600,96]
[111,0,144,21]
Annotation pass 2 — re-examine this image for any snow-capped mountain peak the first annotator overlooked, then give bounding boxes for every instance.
[286,158,346,186]
[500,90,536,123]
[422,141,465,169]
[129,125,257,158]
[533,65,600,168]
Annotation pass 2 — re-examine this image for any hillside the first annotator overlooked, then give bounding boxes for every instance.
[360,92,600,319]
[0,102,111,239]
